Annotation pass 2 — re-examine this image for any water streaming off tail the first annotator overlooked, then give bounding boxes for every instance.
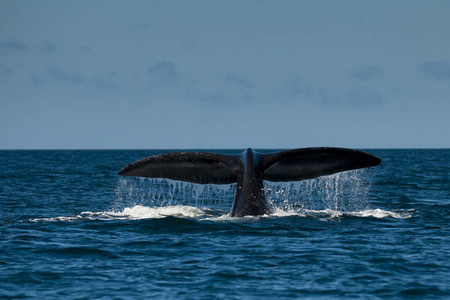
[265,169,373,214]
[114,169,374,215]
[114,177,237,213]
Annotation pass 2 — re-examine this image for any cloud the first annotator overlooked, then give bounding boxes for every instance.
[0,64,13,76]
[91,74,117,91]
[130,22,152,31]
[48,66,83,84]
[1,40,57,55]
[347,90,382,108]
[287,77,313,98]
[198,93,232,105]
[418,60,450,80]
[79,46,91,53]
[43,41,57,53]
[0,40,28,52]
[225,73,253,89]
[241,92,253,102]
[350,65,385,81]
[317,88,332,104]
[29,71,43,85]
[148,61,181,85]
[316,87,382,108]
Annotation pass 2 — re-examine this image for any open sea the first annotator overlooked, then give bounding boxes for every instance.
[1,149,449,299]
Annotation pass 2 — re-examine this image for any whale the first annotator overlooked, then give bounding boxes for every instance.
[118,147,381,217]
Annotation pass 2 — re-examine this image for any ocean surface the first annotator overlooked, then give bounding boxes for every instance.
[1,149,449,299]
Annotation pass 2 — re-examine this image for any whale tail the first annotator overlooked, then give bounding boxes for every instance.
[118,147,381,183]
[118,151,239,184]
[260,147,381,182]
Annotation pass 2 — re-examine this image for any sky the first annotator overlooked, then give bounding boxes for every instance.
[1,0,449,149]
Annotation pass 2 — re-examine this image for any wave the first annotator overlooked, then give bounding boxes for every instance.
[29,205,413,223]
[346,208,414,219]
[271,207,413,219]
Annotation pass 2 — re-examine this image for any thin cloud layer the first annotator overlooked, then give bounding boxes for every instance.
[350,65,385,81]
[347,90,382,108]
[225,73,253,89]
[419,60,450,80]
[198,93,231,105]
[317,88,332,104]
[43,41,57,53]
[0,64,13,76]
[92,75,117,91]
[0,40,29,52]
[287,77,313,98]
[48,66,83,84]
[148,61,181,85]
[316,86,383,109]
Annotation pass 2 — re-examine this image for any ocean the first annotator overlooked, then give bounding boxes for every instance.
[1,149,449,299]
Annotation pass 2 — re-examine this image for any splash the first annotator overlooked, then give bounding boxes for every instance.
[113,170,374,214]
[348,208,413,219]
[27,169,411,223]
[264,169,374,215]
[271,207,412,219]
[113,176,236,212]
[28,205,413,223]
[111,169,391,219]
[29,205,217,222]
[92,205,212,219]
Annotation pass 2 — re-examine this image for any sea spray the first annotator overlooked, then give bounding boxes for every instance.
[265,169,374,215]
[114,169,375,215]
[114,176,236,212]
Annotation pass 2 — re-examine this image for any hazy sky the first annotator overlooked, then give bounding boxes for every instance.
[1,0,449,149]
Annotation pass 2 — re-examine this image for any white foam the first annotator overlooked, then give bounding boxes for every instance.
[105,205,209,219]
[29,215,84,222]
[268,205,414,219]
[348,208,413,219]
[271,207,307,217]
[29,205,213,222]
[29,205,413,223]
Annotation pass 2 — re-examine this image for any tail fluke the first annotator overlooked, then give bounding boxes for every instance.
[118,152,239,184]
[118,147,381,217]
[118,148,381,184]
[261,147,381,182]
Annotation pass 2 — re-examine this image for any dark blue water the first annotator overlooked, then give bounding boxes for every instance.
[1,149,449,299]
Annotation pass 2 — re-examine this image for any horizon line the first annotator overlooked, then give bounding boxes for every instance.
[1,147,449,151]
